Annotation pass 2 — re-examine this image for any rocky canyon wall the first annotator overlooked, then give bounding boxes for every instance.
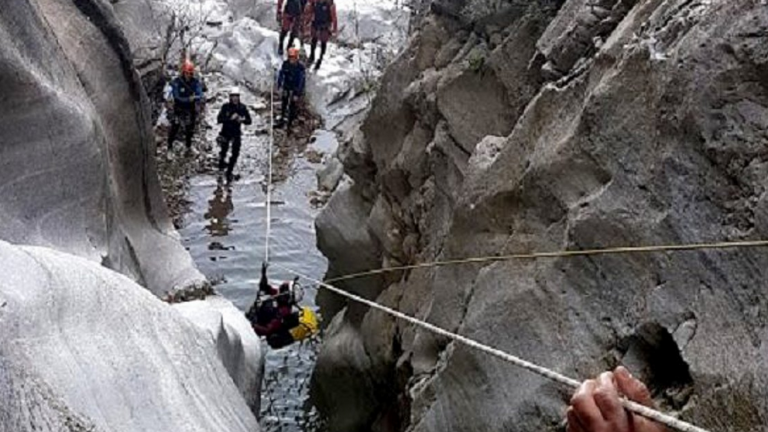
[313,0,768,430]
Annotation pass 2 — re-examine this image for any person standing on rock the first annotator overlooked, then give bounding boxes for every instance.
[277,0,306,56]
[167,60,204,155]
[276,48,306,130]
[305,0,337,71]
[567,367,666,432]
[216,87,252,184]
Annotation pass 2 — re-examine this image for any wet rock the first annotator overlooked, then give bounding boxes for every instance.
[311,312,379,432]
[0,241,259,432]
[315,179,384,320]
[317,157,345,192]
[173,296,264,414]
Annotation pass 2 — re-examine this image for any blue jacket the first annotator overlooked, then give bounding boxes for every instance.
[171,76,203,109]
[277,61,306,94]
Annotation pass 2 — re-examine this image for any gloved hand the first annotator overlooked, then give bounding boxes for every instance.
[261,262,268,276]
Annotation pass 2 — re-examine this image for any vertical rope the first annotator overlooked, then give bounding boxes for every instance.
[264,69,276,264]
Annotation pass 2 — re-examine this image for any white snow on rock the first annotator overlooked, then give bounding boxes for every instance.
[0,241,260,432]
[174,296,265,414]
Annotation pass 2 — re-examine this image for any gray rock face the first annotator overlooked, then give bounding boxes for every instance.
[173,296,265,414]
[0,241,259,432]
[313,0,768,431]
[0,0,203,295]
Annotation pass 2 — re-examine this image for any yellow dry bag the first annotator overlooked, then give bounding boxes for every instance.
[289,306,320,342]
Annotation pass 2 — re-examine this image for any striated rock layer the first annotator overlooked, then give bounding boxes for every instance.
[0,241,260,432]
[0,0,202,295]
[313,0,768,431]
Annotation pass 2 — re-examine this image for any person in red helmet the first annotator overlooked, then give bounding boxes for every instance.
[277,0,307,56]
[276,47,306,130]
[305,0,337,70]
[167,60,203,154]
[567,367,667,432]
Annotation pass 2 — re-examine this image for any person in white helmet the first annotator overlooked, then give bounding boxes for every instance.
[216,86,252,183]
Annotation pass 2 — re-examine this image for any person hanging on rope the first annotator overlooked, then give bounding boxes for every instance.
[277,0,307,56]
[275,47,306,130]
[567,367,667,432]
[246,263,302,348]
[167,60,204,155]
[216,86,252,184]
[304,0,337,71]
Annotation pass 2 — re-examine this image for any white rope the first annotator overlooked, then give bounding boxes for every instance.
[264,69,276,264]
[272,263,712,432]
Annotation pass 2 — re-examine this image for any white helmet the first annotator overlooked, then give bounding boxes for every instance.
[229,86,241,96]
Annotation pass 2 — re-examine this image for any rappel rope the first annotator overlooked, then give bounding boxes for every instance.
[325,239,768,284]
[264,69,277,265]
[273,263,711,432]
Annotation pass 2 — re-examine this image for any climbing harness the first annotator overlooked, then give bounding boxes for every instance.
[274,263,711,432]
[325,239,768,284]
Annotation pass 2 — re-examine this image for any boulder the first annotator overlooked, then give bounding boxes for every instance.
[317,157,345,192]
[173,296,264,414]
[0,241,259,432]
[315,179,384,320]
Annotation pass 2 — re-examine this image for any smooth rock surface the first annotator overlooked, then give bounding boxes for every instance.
[173,296,264,414]
[0,241,259,432]
[0,0,203,296]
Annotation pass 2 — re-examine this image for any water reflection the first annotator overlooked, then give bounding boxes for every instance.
[177,108,328,431]
[204,178,235,238]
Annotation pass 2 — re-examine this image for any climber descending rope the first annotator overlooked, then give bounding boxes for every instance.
[245,68,320,349]
[274,263,710,432]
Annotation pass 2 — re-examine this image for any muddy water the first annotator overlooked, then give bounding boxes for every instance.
[174,90,331,431]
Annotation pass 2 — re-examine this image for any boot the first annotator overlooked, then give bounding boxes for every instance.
[314,58,322,71]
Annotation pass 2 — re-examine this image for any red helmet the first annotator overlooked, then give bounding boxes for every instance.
[181,60,195,75]
[287,48,300,60]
